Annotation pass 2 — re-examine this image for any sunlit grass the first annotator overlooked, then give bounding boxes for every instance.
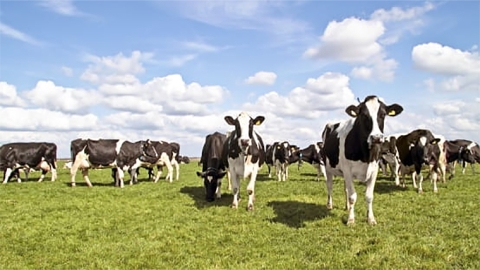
[0,160,479,269]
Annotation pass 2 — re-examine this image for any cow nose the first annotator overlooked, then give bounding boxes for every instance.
[240,139,250,147]
[370,134,384,144]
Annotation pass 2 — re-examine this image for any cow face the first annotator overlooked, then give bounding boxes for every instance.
[196,169,227,202]
[345,96,403,145]
[419,137,442,165]
[460,147,476,164]
[225,112,265,153]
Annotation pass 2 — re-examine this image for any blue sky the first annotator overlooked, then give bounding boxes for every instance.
[0,0,479,158]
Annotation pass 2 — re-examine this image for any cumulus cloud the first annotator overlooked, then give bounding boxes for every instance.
[370,2,435,22]
[23,80,102,114]
[0,82,26,107]
[0,107,98,131]
[244,72,356,119]
[412,43,480,92]
[245,71,277,85]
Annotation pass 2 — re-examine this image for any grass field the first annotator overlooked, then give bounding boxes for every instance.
[0,160,479,269]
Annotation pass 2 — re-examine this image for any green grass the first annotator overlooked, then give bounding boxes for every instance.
[1,161,479,269]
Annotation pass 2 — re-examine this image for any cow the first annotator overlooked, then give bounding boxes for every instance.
[446,140,479,178]
[178,155,190,164]
[291,142,326,181]
[222,112,265,211]
[378,136,401,185]
[69,139,158,188]
[196,132,228,202]
[322,96,403,225]
[395,129,441,193]
[135,140,176,183]
[1,142,58,184]
[265,141,296,181]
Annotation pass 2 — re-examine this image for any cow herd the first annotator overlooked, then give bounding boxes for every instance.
[1,95,479,225]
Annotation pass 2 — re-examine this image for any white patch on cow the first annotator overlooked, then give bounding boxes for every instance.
[419,137,427,147]
[467,142,476,150]
[364,97,383,144]
[115,140,125,156]
[237,112,253,150]
[207,175,213,183]
[2,168,13,184]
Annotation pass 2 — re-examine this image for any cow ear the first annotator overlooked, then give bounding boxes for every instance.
[218,171,227,178]
[225,116,235,125]
[253,116,265,125]
[386,104,403,116]
[431,138,441,145]
[345,105,359,117]
[196,171,205,177]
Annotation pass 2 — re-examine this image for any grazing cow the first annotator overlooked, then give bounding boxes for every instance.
[136,140,176,183]
[70,139,158,188]
[447,140,479,177]
[196,132,228,202]
[322,96,403,225]
[178,155,190,164]
[0,142,58,184]
[291,142,326,181]
[395,129,441,193]
[222,112,265,210]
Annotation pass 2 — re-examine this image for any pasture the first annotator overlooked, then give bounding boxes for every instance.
[1,160,479,269]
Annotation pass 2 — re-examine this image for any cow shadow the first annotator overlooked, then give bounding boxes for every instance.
[266,200,330,228]
[180,186,233,209]
[63,182,116,187]
[373,180,405,194]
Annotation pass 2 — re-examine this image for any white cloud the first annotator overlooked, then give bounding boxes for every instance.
[38,0,81,16]
[104,95,163,114]
[166,54,197,67]
[412,43,480,75]
[0,22,42,45]
[412,43,480,92]
[81,51,153,84]
[0,82,26,107]
[370,2,435,22]
[244,72,356,119]
[23,80,102,114]
[0,107,98,131]
[245,71,277,85]
[182,41,220,53]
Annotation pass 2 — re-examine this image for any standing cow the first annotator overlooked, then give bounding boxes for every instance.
[1,142,57,184]
[291,142,326,181]
[196,132,228,202]
[222,112,265,211]
[322,96,403,225]
[70,139,158,188]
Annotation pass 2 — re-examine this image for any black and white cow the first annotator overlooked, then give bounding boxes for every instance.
[291,142,326,181]
[265,141,296,181]
[136,140,176,183]
[0,142,58,184]
[322,96,403,225]
[446,140,479,178]
[196,132,228,202]
[395,129,441,193]
[70,139,158,188]
[222,112,265,210]
[378,136,401,185]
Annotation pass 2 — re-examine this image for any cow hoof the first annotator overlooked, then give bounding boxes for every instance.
[418,190,423,194]
[232,204,238,209]
[347,219,355,226]
[247,204,254,211]
[433,189,438,193]
[71,183,76,187]
[368,218,377,225]
[327,203,333,210]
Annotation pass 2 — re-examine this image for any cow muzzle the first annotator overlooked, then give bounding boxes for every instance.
[369,134,385,145]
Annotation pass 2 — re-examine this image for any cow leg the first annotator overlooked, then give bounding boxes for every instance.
[173,160,180,180]
[246,171,258,211]
[267,165,272,178]
[431,170,439,193]
[417,172,424,193]
[461,161,466,174]
[79,169,92,187]
[231,173,241,209]
[344,175,357,225]
[285,165,289,180]
[38,171,46,182]
[116,168,125,188]
[215,179,222,199]
[3,168,13,184]
[227,171,232,191]
[164,163,174,183]
[365,167,378,225]
[325,172,334,209]
[411,171,418,189]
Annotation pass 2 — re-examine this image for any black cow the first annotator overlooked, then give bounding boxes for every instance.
[222,112,265,211]
[1,142,57,184]
[291,142,326,181]
[395,129,441,193]
[322,96,403,225]
[70,139,158,188]
[196,132,228,202]
[450,139,480,177]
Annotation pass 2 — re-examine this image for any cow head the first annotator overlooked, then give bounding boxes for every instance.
[196,168,227,202]
[345,96,403,146]
[460,147,477,164]
[140,139,158,161]
[225,112,265,154]
[274,142,291,163]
